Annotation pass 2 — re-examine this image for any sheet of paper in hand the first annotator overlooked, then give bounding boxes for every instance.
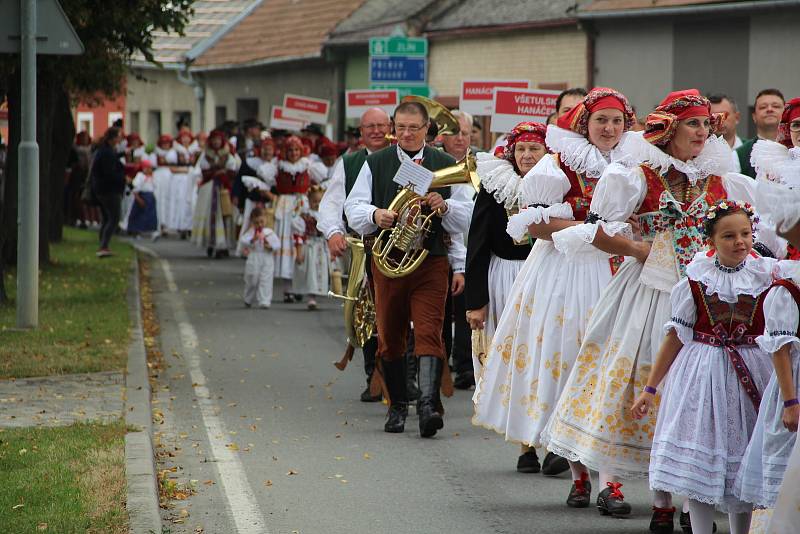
[393,158,434,194]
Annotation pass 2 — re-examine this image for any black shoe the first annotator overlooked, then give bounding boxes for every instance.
[516,450,541,473]
[679,511,717,534]
[596,483,632,517]
[384,403,407,433]
[453,370,475,390]
[650,507,675,533]
[360,386,381,403]
[541,452,570,476]
[417,356,444,438]
[567,472,591,508]
[283,294,294,303]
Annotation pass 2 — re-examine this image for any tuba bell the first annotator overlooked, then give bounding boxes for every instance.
[328,237,375,370]
[371,151,479,278]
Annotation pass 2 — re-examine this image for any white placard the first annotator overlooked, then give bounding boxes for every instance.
[392,158,434,195]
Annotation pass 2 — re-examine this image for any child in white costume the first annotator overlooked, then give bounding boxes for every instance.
[633,201,776,534]
[293,186,329,310]
[239,207,280,308]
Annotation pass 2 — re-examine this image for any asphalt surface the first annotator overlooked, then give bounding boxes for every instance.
[142,237,736,534]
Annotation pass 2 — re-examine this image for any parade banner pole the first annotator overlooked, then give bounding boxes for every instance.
[17,0,39,328]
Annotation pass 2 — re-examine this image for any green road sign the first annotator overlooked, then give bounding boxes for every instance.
[369,37,428,57]
[370,84,431,99]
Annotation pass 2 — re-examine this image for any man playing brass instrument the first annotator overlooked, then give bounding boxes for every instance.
[345,101,473,437]
[318,108,391,402]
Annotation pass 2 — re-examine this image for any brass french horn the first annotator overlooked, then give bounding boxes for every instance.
[328,237,375,370]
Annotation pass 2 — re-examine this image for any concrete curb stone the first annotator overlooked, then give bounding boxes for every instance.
[124,252,162,533]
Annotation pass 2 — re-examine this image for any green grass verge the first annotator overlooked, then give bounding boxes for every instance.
[0,421,129,533]
[0,227,133,378]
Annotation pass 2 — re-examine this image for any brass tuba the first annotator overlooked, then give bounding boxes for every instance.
[328,237,375,370]
[371,151,479,278]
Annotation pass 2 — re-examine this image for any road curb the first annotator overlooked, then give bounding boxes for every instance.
[124,253,162,533]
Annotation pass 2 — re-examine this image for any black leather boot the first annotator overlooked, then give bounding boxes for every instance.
[405,352,420,402]
[382,359,407,433]
[360,337,381,402]
[417,355,444,438]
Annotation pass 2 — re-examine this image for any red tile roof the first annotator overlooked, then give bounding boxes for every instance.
[194,0,365,68]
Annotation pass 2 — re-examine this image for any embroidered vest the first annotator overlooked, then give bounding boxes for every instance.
[275,169,311,195]
[637,165,728,277]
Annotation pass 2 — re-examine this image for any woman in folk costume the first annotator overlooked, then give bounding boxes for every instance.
[236,138,277,257]
[543,89,761,530]
[256,135,316,302]
[153,133,178,234]
[192,129,239,258]
[471,89,638,480]
[631,200,776,534]
[167,128,197,237]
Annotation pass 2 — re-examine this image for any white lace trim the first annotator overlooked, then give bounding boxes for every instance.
[257,161,277,183]
[278,157,310,175]
[544,127,639,178]
[505,203,573,242]
[685,251,775,303]
[751,139,800,186]
[756,179,800,233]
[615,132,733,185]
[551,220,632,260]
[241,175,269,192]
[476,153,523,209]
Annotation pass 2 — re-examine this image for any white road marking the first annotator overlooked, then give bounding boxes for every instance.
[161,258,269,534]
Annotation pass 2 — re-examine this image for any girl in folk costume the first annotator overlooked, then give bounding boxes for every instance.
[153,134,178,235]
[236,138,277,257]
[126,160,159,239]
[631,201,775,534]
[544,90,762,530]
[256,135,316,302]
[471,89,638,480]
[465,121,545,467]
[192,129,239,258]
[238,207,280,309]
[168,128,197,237]
[309,142,339,190]
[293,186,329,310]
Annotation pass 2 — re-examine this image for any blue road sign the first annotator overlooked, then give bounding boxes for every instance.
[369,56,427,84]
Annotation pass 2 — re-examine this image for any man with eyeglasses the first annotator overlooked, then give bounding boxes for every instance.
[318,107,391,403]
[345,100,473,438]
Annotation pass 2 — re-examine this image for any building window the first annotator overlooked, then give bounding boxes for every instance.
[215,106,227,128]
[129,111,140,134]
[147,110,161,145]
[173,111,191,133]
[236,98,259,125]
[77,112,94,138]
[108,111,123,128]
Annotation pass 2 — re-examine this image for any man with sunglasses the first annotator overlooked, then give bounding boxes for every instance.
[345,100,473,438]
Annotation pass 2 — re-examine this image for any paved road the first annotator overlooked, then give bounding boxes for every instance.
[142,237,737,534]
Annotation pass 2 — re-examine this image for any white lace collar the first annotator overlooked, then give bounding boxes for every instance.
[751,139,800,187]
[278,157,310,175]
[476,152,522,209]
[544,126,639,178]
[685,250,776,303]
[616,132,733,185]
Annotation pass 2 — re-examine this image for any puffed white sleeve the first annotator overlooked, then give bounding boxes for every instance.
[441,184,474,235]
[663,278,696,344]
[317,159,346,239]
[757,285,800,354]
[756,179,800,233]
[505,154,573,241]
[256,161,277,187]
[131,173,145,192]
[343,162,378,236]
[264,229,281,251]
[238,228,255,247]
[309,160,328,184]
[551,163,645,259]
[448,233,466,273]
[225,153,239,172]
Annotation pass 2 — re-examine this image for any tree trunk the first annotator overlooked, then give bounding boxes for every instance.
[48,88,75,243]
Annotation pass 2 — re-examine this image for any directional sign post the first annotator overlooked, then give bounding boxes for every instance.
[368,36,429,101]
[1,0,84,328]
[369,36,427,57]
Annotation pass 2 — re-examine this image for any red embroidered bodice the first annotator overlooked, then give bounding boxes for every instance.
[275,170,311,195]
[688,279,766,346]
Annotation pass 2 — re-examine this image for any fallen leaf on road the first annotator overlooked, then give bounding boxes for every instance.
[227,403,237,407]
[363,453,371,460]
[272,456,278,461]
[287,469,298,476]
[203,480,214,485]
[37,523,47,530]
[264,480,273,487]
[335,434,341,439]
[334,474,343,478]
[226,443,239,451]
[179,509,189,518]
[334,456,344,461]
[250,425,257,432]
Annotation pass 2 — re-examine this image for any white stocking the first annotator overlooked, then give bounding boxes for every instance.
[598,469,618,488]
[687,500,715,534]
[652,490,672,509]
[728,511,752,534]
[569,460,588,481]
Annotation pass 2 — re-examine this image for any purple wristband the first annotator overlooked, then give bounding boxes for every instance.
[644,386,657,395]
[784,398,799,408]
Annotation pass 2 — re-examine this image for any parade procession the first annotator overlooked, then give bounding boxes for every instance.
[4,1,800,533]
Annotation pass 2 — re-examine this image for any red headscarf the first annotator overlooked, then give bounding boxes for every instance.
[556,87,635,136]
[494,122,547,161]
[778,97,800,148]
[177,127,194,145]
[206,129,227,151]
[126,132,142,146]
[643,89,722,146]
[157,134,173,147]
[319,142,339,159]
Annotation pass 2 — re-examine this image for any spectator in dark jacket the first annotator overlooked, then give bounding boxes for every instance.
[91,127,125,257]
